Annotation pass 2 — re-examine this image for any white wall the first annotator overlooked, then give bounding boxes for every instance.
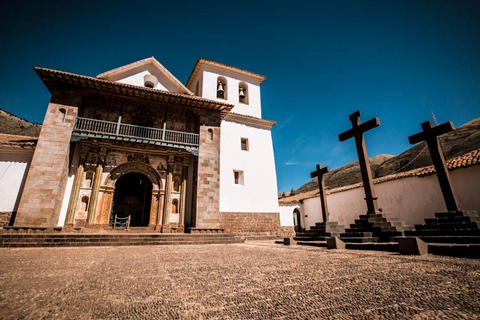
[219,120,279,213]
[200,65,263,118]
[0,150,33,212]
[297,165,480,229]
[110,66,182,93]
[279,205,298,226]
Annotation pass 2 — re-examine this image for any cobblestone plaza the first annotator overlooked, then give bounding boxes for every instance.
[1,242,479,319]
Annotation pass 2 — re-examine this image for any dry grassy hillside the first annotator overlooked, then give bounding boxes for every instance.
[289,117,480,195]
[0,109,41,137]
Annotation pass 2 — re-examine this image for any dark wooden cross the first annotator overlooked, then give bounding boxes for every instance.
[339,110,381,214]
[408,121,459,212]
[310,164,330,222]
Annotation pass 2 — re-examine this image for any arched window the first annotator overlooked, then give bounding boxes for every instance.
[58,108,66,122]
[80,196,89,212]
[216,76,227,100]
[85,171,94,188]
[173,177,181,192]
[238,82,248,104]
[207,128,213,141]
[172,199,179,213]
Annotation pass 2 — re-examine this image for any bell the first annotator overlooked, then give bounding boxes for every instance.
[217,82,224,93]
[239,87,245,98]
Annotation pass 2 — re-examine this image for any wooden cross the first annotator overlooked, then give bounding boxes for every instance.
[310,164,330,222]
[339,110,381,214]
[408,121,459,212]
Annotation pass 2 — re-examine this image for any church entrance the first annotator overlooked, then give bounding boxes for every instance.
[113,172,152,227]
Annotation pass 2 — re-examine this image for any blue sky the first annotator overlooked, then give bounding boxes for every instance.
[1,0,479,192]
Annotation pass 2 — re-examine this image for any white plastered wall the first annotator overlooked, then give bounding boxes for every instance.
[219,120,279,213]
[110,66,182,93]
[0,149,33,212]
[279,205,298,227]
[197,65,262,118]
[297,165,480,229]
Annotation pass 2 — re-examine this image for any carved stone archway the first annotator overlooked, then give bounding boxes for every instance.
[95,162,164,230]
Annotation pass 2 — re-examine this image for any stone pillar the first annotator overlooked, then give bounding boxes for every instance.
[155,191,165,231]
[178,156,189,232]
[15,90,80,229]
[99,186,115,229]
[195,112,221,228]
[162,155,175,232]
[148,189,160,230]
[86,163,103,227]
[64,163,84,228]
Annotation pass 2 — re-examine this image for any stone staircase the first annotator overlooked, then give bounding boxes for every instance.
[340,212,413,244]
[294,222,345,247]
[404,210,480,258]
[0,233,245,248]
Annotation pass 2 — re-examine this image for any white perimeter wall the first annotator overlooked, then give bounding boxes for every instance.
[292,165,480,229]
[0,150,33,212]
[279,205,298,226]
[220,120,279,213]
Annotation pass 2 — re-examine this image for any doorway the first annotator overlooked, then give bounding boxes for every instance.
[113,172,152,227]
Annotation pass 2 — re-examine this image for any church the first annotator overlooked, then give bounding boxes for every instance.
[7,57,283,236]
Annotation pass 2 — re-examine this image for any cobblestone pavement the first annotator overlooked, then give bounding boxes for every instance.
[0,241,479,320]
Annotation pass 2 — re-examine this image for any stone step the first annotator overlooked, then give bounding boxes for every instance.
[405,229,480,237]
[345,242,399,252]
[425,216,479,224]
[0,233,245,248]
[339,237,380,243]
[427,243,480,259]
[413,236,480,244]
[415,222,479,230]
[296,241,328,248]
[340,232,374,238]
[435,210,479,219]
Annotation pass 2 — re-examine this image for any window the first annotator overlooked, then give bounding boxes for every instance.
[241,138,249,151]
[233,170,244,185]
[238,82,248,104]
[172,199,179,213]
[208,128,214,141]
[216,76,227,100]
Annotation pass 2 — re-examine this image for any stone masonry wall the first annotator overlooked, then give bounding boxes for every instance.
[0,212,13,228]
[218,212,283,237]
[14,90,80,228]
[195,112,222,228]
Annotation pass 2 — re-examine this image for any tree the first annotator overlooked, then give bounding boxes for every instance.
[290,188,295,196]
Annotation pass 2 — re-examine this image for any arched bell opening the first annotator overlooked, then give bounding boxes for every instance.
[112,172,153,227]
[293,208,302,232]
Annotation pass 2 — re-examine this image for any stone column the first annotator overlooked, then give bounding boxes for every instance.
[178,156,189,232]
[148,189,160,230]
[99,186,115,229]
[64,162,84,229]
[162,155,175,232]
[15,90,80,229]
[155,191,165,231]
[86,163,103,227]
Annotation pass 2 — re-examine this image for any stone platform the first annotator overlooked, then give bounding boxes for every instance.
[0,233,245,248]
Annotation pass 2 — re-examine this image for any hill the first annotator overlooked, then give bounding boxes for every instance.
[288,118,480,195]
[0,109,41,137]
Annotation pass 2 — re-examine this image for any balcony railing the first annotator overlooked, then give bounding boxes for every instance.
[73,117,199,147]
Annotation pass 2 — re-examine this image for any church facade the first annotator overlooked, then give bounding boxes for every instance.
[11,57,282,236]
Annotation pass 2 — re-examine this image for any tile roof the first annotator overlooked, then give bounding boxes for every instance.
[96,57,194,96]
[34,67,235,118]
[224,112,276,129]
[279,148,480,205]
[0,134,37,148]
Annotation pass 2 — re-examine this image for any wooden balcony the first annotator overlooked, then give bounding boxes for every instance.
[72,117,199,149]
